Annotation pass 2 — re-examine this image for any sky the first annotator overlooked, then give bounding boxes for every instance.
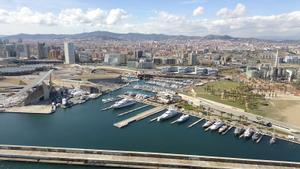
[1,0,300,39]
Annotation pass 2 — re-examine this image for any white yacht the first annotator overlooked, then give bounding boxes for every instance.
[202,120,214,128]
[218,125,228,133]
[234,127,245,136]
[243,128,254,138]
[111,98,136,109]
[157,107,179,121]
[175,114,190,123]
[209,120,224,131]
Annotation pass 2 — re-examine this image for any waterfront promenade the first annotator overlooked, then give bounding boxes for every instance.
[0,144,299,168]
[179,93,300,134]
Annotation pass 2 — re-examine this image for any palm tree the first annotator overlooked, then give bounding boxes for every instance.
[238,115,242,122]
[220,111,225,118]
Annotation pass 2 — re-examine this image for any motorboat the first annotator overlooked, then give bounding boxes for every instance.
[234,127,245,136]
[102,97,117,103]
[202,120,214,128]
[89,93,99,99]
[243,128,254,138]
[209,120,224,131]
[218,125,228,133]
[175,114,190,123]
[111,98,136,109]
[252,131,261,141]
[157,107,179,121]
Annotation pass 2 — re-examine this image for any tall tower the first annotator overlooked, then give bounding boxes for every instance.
[38,42,48,59]
[274,49,279,68]
[64,41,75,64]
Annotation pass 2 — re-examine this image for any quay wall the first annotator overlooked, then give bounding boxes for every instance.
[0,145,299,168]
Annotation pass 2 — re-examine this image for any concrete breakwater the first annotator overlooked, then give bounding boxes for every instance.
[0,144,299,169]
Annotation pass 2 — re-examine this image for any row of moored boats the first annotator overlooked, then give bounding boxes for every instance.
[202,119,276,144]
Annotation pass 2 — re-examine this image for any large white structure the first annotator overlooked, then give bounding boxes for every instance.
[64,42,75,64]
[104,53,126,66]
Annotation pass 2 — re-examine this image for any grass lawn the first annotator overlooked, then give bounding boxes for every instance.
[190,80,268,116]
[191,80,246,109]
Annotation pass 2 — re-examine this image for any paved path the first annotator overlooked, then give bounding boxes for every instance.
[0,145,299,169]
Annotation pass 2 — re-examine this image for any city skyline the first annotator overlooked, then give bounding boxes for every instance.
[0,0,300,39]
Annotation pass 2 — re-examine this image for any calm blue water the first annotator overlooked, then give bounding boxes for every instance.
[0,85,299,168]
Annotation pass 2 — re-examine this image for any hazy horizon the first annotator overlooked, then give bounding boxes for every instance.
[0,0,300,40]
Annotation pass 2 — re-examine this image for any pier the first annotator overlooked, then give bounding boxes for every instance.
[0,145,299,169]
[188,118,204,128]
[114,106,167,128]
[222,125,233,135]
[117,105,150,116]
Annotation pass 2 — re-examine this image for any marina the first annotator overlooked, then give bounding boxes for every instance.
[0,85,300,164]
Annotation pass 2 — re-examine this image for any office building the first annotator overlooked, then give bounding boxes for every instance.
[37,43,48,59]
[64,42,76,64]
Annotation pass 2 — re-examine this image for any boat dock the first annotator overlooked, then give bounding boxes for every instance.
[188,118,204,128]
[256,135,264,143]
[114,106,167,128]
[118,105,150,117]
[150,117,158,122]
[222,125,233,135]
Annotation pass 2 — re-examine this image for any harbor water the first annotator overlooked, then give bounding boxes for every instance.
[0,85,300,168]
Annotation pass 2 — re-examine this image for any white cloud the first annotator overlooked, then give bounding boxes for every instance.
[1,6,300,38]
[193,6,204,16]
[134,10,300,38]
[58,8,106,26]
[0,7,57,25]
[106,8,127,25]
[217,3,246,18]
[0,6,128,27]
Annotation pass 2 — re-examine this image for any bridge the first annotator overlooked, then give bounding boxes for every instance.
[0,144,299,168]
[17,69,54,105]
[18,69,53,95]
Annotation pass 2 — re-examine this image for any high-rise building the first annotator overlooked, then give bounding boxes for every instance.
[64,41,75,64]
[5,44,17,58]
[274,49,279,68]
[188,52,198,65]
[134,50,143,59]
[37,42,48,59]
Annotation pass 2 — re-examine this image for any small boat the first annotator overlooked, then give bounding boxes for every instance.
[202,120,214,128]
[218,125,228,133]
[175,114,190,123]
[209,120,224,131]
[252,131,261,141]
[61,98,71,108]
[234,127,243,136]
[270,136,276,144]
[102,97,117,103]
[89,93,99,99]
[111,98,136,109]
[242,128,254,139]
[157,107,179,122]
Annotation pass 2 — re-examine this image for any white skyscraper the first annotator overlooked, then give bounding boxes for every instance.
[64,41,75,64]
[274,49,279,68]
